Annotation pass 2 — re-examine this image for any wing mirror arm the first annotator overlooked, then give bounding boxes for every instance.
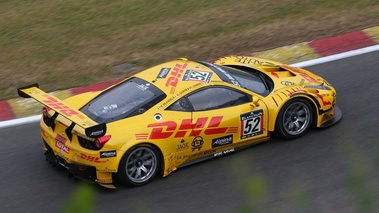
[250,96,260,107]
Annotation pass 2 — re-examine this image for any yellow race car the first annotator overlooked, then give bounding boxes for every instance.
[18,55,341,189]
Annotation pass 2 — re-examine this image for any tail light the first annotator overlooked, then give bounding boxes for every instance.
[94,135,112,149]
[42,106,54,128]
[42,106,51,118]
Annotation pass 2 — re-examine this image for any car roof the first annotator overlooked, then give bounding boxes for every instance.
[133,58,225,95]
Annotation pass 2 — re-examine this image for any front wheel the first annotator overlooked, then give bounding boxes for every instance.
[275,99,313,140]
[117,144,160,186]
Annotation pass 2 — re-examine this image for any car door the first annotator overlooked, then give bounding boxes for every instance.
[187,86,269,155]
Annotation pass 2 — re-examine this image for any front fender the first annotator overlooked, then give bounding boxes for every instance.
[266,90,320,132]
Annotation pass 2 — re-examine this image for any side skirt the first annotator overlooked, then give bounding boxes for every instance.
[178,137,270,168]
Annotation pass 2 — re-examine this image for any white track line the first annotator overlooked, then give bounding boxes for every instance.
[1,44,379,129]
[0,115,41,128]
[291,44,379,67]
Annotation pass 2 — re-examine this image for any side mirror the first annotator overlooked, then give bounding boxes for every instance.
[251,96,260,107]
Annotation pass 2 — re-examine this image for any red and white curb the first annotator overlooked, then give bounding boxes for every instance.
[1,26,379,128]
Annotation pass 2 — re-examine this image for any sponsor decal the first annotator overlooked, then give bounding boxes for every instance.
[223,148,235,154]
[178,82,202,95]
[55,134,67,144]
[156,94,179,110]
[55,141,70,153]
[281,81,295,86]
[145,116,237,140]
[212,135,233,148]
[191,136,204,151]
[176,149,209,160]
[176,143,189,151]
[176,139,189,151]
[167,154,174,162]
[100,150,117,158]
[240,110,264,139]
[90,130,104,137]
[214,148,235,157]
[79,153,104,163]
[234,56,275,66]
[165,62,189,94]
[41,94,85,119]
[157,68,171,78]
[157,82,203,110]
[182,70,213,83]
[178,87,193,96]
[136,83,150,91]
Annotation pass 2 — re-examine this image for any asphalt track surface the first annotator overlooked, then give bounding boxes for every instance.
[1,50,379,213]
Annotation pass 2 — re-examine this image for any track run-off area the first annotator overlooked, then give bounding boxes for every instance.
[0,45,379,212]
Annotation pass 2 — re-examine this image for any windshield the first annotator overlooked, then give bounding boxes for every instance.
[81,78,166,123]
[200,62,272,96]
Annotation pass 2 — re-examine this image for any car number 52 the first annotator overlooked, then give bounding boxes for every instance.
[240,110,264,139]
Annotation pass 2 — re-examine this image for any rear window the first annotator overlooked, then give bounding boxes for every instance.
[81,78,166,123]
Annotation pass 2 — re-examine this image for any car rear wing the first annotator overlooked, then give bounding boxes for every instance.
[17,83,106,139]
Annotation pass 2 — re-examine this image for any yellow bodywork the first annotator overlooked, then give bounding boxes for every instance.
[213,56,337,129]
[18,55,339,187]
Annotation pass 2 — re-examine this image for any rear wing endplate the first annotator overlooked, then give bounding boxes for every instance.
[17,83,106,139]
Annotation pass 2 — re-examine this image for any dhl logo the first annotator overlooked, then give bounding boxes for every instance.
[79,153,104,163]
[42,94,85,119]
[165,62,189,94]
[138,116,238,140]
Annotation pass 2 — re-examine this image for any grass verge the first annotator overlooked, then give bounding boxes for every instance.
[0,0,378,99]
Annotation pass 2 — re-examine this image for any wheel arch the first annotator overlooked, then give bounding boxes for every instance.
[116,141,165,186]
[144,142,165,174]
[136,142,164,172]
[269,94,320,132]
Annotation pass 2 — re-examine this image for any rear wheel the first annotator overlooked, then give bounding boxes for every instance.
[275,99,313,140]
[117,144,160,186]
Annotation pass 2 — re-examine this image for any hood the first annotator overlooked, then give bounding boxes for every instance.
[212,55,327,90]
[259,64,326,90]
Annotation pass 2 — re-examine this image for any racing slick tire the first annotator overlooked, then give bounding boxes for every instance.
[275,98,313,140]
[117,144,161,186]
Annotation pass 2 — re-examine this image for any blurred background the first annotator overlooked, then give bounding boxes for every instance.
[1,0,378,100]
[0,1,378,212]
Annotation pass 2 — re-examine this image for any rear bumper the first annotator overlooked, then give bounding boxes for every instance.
[44,147,97,182]
[44,142,117,189]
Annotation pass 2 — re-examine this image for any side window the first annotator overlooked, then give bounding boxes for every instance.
[167,98,192,112]
[188,87,250,111]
